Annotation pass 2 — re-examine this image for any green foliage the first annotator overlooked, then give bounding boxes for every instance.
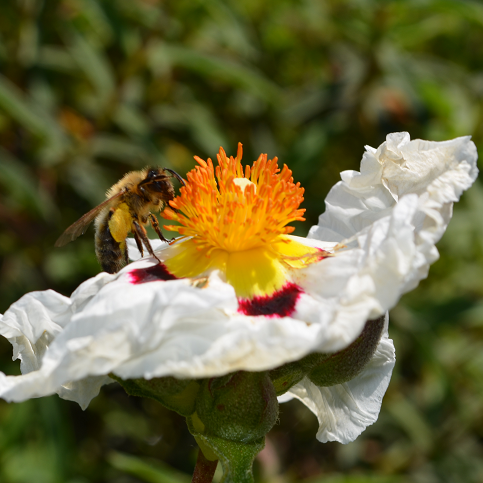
[0,0,482,481]
[113,374,201,417]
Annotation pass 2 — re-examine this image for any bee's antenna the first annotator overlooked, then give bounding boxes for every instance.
[164,168,186,187]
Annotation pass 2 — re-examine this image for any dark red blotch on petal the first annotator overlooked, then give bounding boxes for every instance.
[129,263,177,284]
[317,248,331,261]
[238,283,303,317]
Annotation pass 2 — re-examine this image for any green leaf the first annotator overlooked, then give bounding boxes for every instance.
[113,103,151,137]
[90,134,149,165]
[148,42,280,102]
[66,160,111,205]
[63,28,116,112]
[37,46,78,73]
[0,148,56,219]
[108,451,190,483]
[307,475,406,483]
[386,397,433,452]
[0,74,67,164]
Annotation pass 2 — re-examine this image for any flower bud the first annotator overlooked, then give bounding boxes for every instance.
[307,316,385,387]
[196,371,278,443]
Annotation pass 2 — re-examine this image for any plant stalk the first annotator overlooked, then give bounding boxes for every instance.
[192,449,218,483]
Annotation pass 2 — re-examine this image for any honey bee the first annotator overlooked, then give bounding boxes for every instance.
[55,167,185,274]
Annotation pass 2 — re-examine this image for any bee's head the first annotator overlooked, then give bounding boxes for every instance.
[146,167,163,180]
[144,167,185,186]
[138,168,173,199]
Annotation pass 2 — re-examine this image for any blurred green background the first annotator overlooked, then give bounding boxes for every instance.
[0,0,482,482]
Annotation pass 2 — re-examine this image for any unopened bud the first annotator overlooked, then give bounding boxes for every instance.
[196,371,278,443]
[269,316,385,393]
[307,316,385,387]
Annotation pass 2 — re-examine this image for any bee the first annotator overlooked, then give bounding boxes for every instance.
[55,167,185,274]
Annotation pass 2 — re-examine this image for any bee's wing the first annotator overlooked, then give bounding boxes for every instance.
[54,191,125,247]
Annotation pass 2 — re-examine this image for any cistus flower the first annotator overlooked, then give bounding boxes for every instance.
[0,133,478,450]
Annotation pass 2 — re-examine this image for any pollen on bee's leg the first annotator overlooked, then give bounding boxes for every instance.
[128,263,178,284]
[237,282,303,317]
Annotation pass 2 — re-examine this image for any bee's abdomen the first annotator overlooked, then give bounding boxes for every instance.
[95,212,129,274]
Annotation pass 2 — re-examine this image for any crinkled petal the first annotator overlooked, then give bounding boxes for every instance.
[0,290,70,373]
[0,268,324,406]
[0,272,115,408]
[311,133,477,242]
[303,133,478,350]
[285,314,395,443]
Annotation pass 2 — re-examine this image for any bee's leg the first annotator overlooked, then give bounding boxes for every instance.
[148,213,174,243]
[132,220,161,264]
[133,230,144,258]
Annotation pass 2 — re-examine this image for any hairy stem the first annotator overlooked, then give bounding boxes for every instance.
[192,449,218,483]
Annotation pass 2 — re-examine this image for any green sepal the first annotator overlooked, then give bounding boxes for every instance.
[110,374,200,416]
[188,413,264,483]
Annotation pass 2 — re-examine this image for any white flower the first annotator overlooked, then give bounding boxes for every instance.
[0,133,477,444]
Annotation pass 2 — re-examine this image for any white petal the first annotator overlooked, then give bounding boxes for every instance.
[0,290,70,374]
[0,272,115,408]
[0,267,329,407]
[310,133,477,242]
[302,134,478,350]
[285,314,395,444]
[126,238,167,261]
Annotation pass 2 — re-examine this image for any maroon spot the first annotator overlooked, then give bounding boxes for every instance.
[237,282,303,318]
[128,263,177,284]
[216,404,225,412]
[317,248,331,261]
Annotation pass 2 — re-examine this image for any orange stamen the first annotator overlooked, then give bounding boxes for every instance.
[164,143,306,253]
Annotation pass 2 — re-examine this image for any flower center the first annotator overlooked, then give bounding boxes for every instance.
[163,143,306,253]
[159,144,326,299]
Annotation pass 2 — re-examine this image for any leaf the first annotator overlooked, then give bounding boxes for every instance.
[307,475,405,483]
[63,27,116,112]
[90,134,149,164]
[113,103,151,137]
[108,451,190,483]
[0,74,67,164]
[37,46,78,73]
[66,159,111,205]
[194,0,258,59]
[70,0,113,45]
[386,397,433,452]
[148,42,280,103]
[0,148,56,219]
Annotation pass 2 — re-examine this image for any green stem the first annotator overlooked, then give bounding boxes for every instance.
[192,449,218,483]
